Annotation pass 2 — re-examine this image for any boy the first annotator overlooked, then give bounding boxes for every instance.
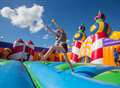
[41,19,74,72]
[114,48,119,66]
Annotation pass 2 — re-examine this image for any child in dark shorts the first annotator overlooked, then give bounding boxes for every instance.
[41,19,74,72]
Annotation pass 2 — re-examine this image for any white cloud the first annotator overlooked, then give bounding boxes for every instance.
[0,4,44,33]
[43,34,49,39]
[0,7,15,18]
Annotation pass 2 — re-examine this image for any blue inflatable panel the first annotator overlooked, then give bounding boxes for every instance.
[25,62,120,88]
[47,62,64,67]
[0,41,13,48]
[34,47,48,52]
[0,61,34,88]
[66,65,120,77]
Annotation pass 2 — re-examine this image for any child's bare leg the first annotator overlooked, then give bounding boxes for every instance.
[43,46,55,60]
[63,53,74,72]
[53,45,74,72]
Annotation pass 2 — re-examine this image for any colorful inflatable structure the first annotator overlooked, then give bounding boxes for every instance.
[11,38,27,61]
[0,39,70,62]
[0,11,119,65]
[71,24,86,62]
[0,60,120,88]
[0,11,120,88]
[79,11,120,65]
[89,11,111,64]
[103,38,120,66]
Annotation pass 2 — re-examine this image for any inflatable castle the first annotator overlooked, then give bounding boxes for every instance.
[78,11,120,66]
[0,11,120,66]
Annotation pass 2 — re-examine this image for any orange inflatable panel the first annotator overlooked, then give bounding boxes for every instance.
[103,38,120,66]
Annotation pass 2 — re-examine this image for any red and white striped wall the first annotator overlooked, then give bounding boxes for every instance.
[91,32,107,64]
[71,41,82,63]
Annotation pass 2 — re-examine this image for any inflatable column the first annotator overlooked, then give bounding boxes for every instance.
[79,35,93,63]
[71,24,86,62]
[91,32,107,64]
[71,41,82,62]
[90,11,111,64]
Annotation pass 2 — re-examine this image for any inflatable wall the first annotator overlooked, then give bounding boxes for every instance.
[103,38,120,66]
[79,35,93,63]
[0,39,72,62]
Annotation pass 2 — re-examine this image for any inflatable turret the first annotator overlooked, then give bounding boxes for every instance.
[26,40,35,60]
[71,23,86,63]
[90,11,111,64]
[11,38,27,61]
[90,11,111,35]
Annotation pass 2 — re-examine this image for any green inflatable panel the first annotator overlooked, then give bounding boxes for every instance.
[0,60,11,65]
[0,58,7,62]
[94,69,120,85]
[55,63,91,71]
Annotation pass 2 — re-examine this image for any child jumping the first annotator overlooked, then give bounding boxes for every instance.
[41,19,74,72]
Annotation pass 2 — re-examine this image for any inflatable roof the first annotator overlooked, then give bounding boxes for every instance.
[0,41,48,52]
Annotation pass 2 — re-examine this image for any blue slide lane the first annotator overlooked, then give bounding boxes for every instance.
[47,62,64,67]
[66,65,120,77]
[0,60,35,88]
[25,62,120,88]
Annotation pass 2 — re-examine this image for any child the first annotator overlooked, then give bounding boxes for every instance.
[41,19,74,72]
[114,48,119,66]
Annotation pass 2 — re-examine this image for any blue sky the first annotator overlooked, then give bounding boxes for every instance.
[0,0,120,47]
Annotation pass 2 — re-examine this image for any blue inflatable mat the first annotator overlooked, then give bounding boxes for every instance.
[47,62,64,67]
[0,61,35,88]
[25,62,120,88]
[66,65,120,77]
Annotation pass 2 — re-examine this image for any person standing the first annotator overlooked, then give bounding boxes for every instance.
[114,48,119,66]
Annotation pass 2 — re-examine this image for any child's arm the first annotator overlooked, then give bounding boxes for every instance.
[51,19,63,31]
[42,18,56,35]
[44,24,56,35]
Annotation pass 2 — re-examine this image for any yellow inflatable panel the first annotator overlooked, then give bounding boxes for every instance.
[109,31,120,40]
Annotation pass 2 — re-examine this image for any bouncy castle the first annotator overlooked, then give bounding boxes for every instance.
[0,11,120,66]
[77,11,120,66]
[0,11,120,88]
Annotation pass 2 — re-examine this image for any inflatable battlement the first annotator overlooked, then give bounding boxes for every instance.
[0,40,72,62]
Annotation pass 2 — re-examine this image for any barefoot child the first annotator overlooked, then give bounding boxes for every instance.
[41,19,74,72]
